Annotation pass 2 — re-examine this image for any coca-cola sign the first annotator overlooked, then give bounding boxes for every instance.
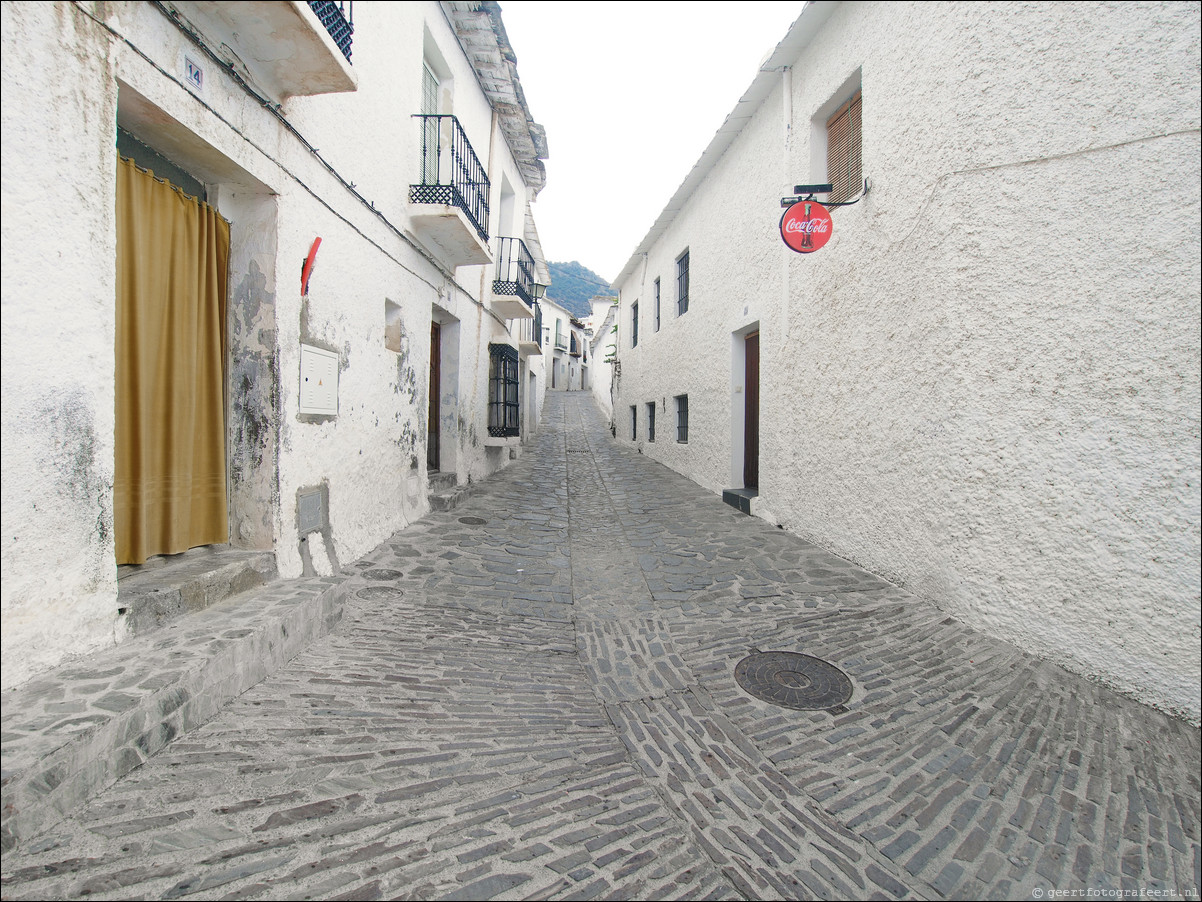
[780,200,833,254]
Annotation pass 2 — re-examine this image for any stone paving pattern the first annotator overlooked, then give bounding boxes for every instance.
[2,393,1199,900]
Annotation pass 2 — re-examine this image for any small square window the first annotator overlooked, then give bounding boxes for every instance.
[675,394,689,443]
[676,252,689,316]
[647,402,656,442]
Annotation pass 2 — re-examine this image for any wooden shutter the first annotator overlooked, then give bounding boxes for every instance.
[827,90,862,203]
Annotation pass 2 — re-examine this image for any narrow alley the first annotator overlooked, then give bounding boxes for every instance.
[2,392,1198,901]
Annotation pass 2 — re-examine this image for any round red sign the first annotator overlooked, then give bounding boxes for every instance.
[780,200,833,253]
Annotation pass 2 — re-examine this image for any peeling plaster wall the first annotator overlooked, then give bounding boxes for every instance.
[614,1,1201,721]
[1,1,544,687]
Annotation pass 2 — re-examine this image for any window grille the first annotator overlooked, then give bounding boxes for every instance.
[630,405,638,440]
[654,278,661,331]
[827,90,862,204]
[632,301,639,348]
[647,402,656,442]
[676,394,689,443]
[676,251,689,316]
[487,344,519,437]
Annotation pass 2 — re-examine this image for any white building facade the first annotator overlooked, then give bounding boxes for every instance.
[1,1,550,688]
[541,297,587,392]
[612,1,1201,721]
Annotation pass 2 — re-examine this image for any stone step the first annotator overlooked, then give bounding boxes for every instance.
[427,470,457,493]
[117,547,277,637]
[428,470,474,512]
[0,574,348,855]
[722,487,758,515]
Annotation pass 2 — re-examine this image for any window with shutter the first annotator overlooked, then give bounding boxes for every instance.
[826,90,862,204]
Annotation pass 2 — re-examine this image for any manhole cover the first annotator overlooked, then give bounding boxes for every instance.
[361,569,402,581]
[458,517,487,526]
[734,652,853,711]
[356,586,404,600]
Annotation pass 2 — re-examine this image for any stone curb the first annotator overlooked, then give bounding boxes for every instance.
[0,575,348,855]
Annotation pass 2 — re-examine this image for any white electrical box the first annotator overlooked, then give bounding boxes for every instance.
[299,344,339,416]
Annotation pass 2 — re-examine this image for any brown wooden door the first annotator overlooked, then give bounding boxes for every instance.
[744,331,759,488]
[428,322,440,470]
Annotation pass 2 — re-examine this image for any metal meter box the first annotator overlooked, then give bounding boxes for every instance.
[297,487,326,535]
[299,344,338,416]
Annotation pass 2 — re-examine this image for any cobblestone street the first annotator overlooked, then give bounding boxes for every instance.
[2,392,1199,901]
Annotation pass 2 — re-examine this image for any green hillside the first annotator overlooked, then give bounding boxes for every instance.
[546,261,615,319]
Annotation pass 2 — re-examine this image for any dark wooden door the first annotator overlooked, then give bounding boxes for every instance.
[744,331,759,488]
[428,322,440,471]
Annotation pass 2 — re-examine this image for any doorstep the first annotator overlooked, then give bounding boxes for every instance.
[722,487,758,515]
[0,572,348,855]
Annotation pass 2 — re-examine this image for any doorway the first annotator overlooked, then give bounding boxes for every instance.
[114,156,230,565]
[428,321,441,470]
[744,331,760,489]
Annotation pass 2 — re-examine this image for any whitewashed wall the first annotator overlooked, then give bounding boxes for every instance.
[614,1,1201,721]
[0,1,542,688]
[1,3,122,683]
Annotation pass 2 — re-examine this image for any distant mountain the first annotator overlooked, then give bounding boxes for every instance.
[546,261,616,319]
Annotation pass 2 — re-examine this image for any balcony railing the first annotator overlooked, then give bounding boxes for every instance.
[410,115,490,243]
[307,1,353,62]
[513,301,543,350]
[554,331,567,351]
[493,237,536,305]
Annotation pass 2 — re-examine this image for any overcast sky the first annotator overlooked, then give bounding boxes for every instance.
[499,2,803,284]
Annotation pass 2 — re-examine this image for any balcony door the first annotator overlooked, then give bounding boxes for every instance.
[421,63,441,185]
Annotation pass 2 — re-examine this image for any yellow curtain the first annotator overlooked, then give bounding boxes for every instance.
[114,156,230,565]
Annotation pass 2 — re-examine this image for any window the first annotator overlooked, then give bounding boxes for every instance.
[631,301,639,348]
[630,405,638,440]
[647,402,656,442]
[654,278,661,331]
[487,343,519,437]
[675,394,688,443]
[676,251,689,316]
[827,90,862,204]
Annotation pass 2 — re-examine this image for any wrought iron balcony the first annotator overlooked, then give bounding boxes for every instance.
[493,238,536,304]
[513,302,543,357]
[409,115,490,247]
[307,1,353,61]
[491,237,537,319]
[554,332,568,351]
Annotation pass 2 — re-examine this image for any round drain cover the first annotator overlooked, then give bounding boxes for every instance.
[361,568,402,581]
[734,652,852,711]
[356,586,404,600]
[458,517,487,526]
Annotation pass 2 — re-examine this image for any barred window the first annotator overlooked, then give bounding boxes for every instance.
[630,405,638,440]
[676,394,688,443]
[654,278,661,331]
[676,251,689,316]
[647,402,656,442]
[632,301,639,348]
[827,90,862,204]
[487,343,519,437]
